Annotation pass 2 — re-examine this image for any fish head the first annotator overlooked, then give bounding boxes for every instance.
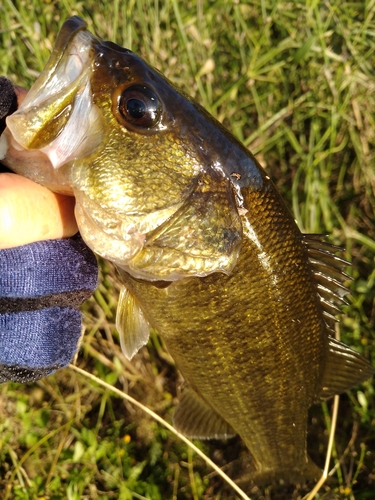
[4,16,244,280]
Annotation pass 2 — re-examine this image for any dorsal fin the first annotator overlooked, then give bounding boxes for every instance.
[173,386,236,440]
[302,234,352,334]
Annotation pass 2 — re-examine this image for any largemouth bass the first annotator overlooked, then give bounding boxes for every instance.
[1,17,373,484]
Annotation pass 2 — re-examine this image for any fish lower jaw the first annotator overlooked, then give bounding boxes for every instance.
[1,129,74,195]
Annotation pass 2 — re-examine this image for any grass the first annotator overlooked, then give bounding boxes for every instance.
[0,0,375,498]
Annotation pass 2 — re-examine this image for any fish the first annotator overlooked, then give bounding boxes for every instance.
[1,16,373,485]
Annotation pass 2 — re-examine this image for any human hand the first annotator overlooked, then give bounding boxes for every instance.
[0,77,98,383]
[0,79,78,249]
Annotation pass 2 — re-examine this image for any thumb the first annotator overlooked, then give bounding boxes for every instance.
[0,172,78,249]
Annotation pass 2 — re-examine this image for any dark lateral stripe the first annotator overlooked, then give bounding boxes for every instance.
[0,363,60,383]
[0,289,93,313]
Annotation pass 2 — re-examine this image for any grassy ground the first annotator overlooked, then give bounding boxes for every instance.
[1,0,375,498]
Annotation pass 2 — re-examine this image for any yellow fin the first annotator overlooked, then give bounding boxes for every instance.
[319,337,374,400]
[116,286,150,360]
[173,387,236,440]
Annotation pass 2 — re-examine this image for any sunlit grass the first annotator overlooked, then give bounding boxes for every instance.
[0,0,374,498]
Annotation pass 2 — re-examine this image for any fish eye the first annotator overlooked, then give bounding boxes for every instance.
[116,85,161,129]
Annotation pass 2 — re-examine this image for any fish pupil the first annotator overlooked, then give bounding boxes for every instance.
[126,99,146,119]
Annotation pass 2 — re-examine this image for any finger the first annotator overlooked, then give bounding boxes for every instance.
[0,172,78,249]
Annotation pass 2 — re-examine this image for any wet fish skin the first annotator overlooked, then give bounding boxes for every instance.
[2,17,373,485]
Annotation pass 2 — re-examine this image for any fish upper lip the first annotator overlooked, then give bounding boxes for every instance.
[6,21,104,170]
[17,29,95,112]
[47,32,94,101]
[65,32,93,79]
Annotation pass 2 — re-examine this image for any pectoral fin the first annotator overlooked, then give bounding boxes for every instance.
[116,286,150,360]
[319,336,374,400]
[173,387,236,440]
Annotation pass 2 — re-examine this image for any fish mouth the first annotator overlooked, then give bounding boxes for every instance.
[6,16,103,170]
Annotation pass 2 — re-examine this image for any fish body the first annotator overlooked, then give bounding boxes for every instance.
[119,195,324,483]
[2,17,373,484]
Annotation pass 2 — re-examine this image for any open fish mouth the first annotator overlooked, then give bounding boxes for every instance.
[6,16,103,170]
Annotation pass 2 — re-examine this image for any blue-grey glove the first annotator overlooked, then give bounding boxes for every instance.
[0,237,98,382]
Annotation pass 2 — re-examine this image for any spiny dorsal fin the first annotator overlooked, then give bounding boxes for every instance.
[116,286,150,360]
[319,336,374,400]
[173,386,236,440]
[302,234,351,333]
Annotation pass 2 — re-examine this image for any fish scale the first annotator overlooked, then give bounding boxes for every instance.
[2,16,373,486]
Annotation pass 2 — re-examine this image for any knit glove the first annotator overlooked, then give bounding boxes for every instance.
[0,238,98,382]
[0,77,99,383]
